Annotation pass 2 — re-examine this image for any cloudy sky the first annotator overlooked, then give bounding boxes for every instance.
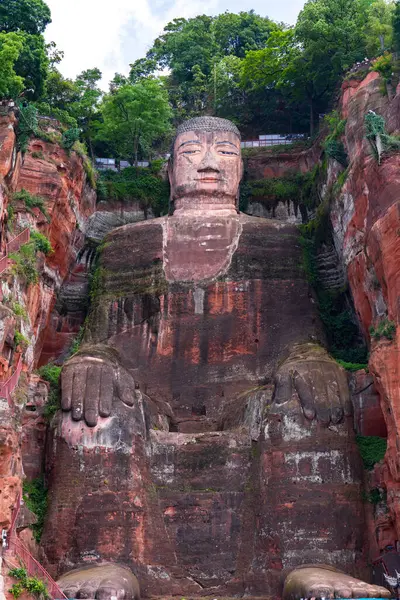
[45,0,306,89]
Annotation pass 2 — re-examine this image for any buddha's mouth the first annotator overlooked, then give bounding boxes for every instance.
[195,177,221,183]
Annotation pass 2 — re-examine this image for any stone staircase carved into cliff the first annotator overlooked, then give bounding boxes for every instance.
[316,243,346,290]
[5,493,67,600]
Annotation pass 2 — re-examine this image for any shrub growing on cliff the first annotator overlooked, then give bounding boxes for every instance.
[9,242,38,285]
[371,52,394,83]
[323,111,348,167]
[9,566,49,598]
[335,359,368,372]
[61,127,80,151]
[13,188,49,220]
[98,167,170,216]
[38,363,61,418]
[369,318,396,341]
[31,230,53,255]
[365,111,400,163]
[14,330,29,350]
[16,102,39,152]
[12,302,28,320]
[22,476,48,543]
[72,141,97,189]
[356,435,387,470]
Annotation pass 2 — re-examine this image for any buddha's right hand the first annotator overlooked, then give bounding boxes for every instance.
[61,346,138,427]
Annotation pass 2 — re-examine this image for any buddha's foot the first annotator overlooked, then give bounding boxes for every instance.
[57,562,140,600]
[283,566,391,600]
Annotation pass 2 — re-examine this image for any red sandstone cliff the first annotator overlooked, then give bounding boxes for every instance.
[330,71,400,558]
[0,109,96,530]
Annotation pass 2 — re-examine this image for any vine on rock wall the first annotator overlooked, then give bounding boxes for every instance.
[22,477,48,542]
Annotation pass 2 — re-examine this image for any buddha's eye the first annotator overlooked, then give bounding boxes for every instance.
[219,150,238,156]
[181,149,199,155]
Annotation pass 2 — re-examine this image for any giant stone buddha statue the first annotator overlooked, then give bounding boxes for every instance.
[43,117,390,600]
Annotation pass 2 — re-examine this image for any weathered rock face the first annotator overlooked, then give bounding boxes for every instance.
[86,200,154,243]
[43,213,366,597]
[21,375,48,480]
[0,110,96,533]
[331,71,400,557]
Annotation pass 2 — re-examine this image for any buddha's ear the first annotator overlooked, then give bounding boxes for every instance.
[167,157,173,186]
[240,158,244,182]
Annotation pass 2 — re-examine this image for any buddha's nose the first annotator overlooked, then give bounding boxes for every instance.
[197,149,220,172]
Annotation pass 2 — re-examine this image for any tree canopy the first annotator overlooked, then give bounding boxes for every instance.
[0,0,51,35]
[96,79,173,166]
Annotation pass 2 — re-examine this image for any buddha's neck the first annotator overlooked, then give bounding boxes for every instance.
[173,195,238,217]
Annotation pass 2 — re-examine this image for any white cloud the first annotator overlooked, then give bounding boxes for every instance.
[45,0,305,90]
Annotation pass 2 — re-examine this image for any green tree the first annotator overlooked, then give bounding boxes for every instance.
[0,0,51,35]
[295,0,367,128]
[362,0,394,55]
[392,0,400,50]
[0,33,24,100]
[242,29,316,132]
[212,10,277,58]
[71,68,103,158]
[97,78,173,167]
[15,33,48,99]
[42,68,78,111]
[141,12,279,120]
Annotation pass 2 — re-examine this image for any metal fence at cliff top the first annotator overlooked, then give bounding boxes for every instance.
[0,356,23,407]
[241,133,307,148]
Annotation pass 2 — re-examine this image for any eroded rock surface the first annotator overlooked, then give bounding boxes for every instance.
[332,71,400,554]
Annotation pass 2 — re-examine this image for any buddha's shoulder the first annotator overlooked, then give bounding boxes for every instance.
[105,216,166,243]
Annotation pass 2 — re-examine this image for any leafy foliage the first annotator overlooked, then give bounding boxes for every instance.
[365,111,400,162]
[13,188,48,220]
[30,231,53,255]
[394,0,400,52]
[369,318,396,340]
[61,127,80,151]
[16,102,39,152]
[371,51,395,80]
[73,141,97,189]
[38,363,62,418]
[14,330,29,349]
[14,32,48,100]
[96,79,173,166]
[356,435,387,470]
[335,359,368,372]
[12,302,28,320]
[299,199,368,364]
[0,33,25,100]
[0,0,51,35]
[22,476,48,543]
[98,167,170,216]
[9,242,38,285]
[363,487,386,505]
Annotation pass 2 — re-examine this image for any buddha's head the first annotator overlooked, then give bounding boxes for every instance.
[169,116,243,215]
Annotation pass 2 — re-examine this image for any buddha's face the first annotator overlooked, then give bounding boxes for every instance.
[169,129,243,212]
